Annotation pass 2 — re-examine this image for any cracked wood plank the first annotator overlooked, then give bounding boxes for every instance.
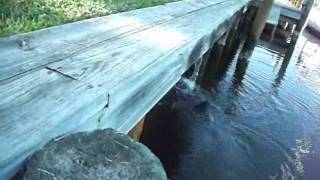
[0,0,227,82]
[47,0,249,132]
[0,69,108,179]
[0,0,251,179]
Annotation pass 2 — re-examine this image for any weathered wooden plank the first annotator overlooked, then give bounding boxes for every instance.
[0,0,251,179]
[69,0,250,132]
[0,0,227,82]
[46,0,249,132]
[0,69,109,179]
[47,0,245,89]
[97,49,184,132]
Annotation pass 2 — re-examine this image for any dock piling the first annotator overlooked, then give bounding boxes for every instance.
[0,1,254,178]
[285,0,315,59]
[223,13,242,57]
[250,0,275,40]
[198,32,228,88]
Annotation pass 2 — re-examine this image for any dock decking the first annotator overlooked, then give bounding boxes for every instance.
[275,0,303,22]
[0,0,251,179]
[256,0,303,24]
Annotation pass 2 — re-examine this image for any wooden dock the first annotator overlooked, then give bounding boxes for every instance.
[255,0,302,25]
[0,0,253,179]
[274,0,302,23]
[255,0,314,45]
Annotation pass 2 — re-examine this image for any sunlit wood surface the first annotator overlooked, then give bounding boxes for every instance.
[0,0,251,179]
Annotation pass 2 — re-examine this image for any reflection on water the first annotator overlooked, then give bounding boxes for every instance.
[141,31,320,180]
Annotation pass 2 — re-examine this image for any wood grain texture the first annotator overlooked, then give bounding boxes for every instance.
[0,69,109,179]
[47,0,248,134]
[0,0,251,179]
[47,0,245,91]
[0,0,227,82]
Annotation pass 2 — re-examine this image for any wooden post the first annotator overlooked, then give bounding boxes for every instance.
[194,12,246,88]
[198,33,228,88]
[286,23,295,36]
[250,0,274,40]
[194,50,213,85]
[128,118,145,141]
[285,0,315,60]
[297,0,314,32]
[233,0,274,68]
[223,13,242,57]
[237,6,257,38]
[269,24,277,43]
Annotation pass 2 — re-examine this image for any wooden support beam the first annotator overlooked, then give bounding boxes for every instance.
[128,118,145,141]
[250,0,275,40]
[223,12,243,58]
[193,12,242,85]
[269,24,277,43]
[0,0,252,179]
[296,0,314,32]
[194,50,212,85]
[236,6,257,40]
[199,33,229,88]
[285,0,315,60]
[196,10,247,89]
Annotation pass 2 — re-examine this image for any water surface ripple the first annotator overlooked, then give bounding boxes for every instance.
[141,32,320,180]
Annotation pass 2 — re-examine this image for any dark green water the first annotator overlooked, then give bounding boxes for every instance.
[141,31,320,180]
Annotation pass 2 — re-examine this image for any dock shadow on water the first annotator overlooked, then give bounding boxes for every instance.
[141,32,320,180]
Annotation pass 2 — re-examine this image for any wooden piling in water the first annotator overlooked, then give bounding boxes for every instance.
[0,0,254,178]
[285,0,315,60]
[297,0,314,31]
[223,13,242,57]
[250,0,275,40]
[238,6,257,37]
[195,50,213,85]
[196,7,249,88]
[199,33,229,88]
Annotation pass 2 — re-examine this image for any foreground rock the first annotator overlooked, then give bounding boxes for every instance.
[22,129,166,180]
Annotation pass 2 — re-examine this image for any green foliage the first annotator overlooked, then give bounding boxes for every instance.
[0,0,177,36]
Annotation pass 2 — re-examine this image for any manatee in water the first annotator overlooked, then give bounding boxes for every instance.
[141,80,297,180]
